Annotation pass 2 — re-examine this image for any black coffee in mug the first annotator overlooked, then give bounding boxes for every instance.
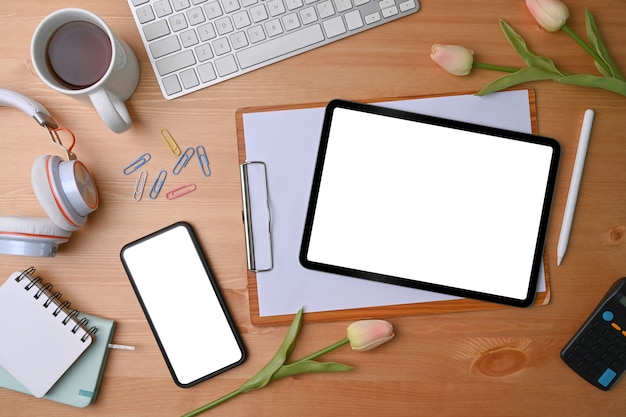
[46,21,112,90]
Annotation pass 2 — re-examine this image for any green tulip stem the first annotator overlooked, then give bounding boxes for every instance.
[472,62,519,73]
[296,338,350,362]
[181,338,350,417]
[561,24,612,76]
[182,388,245,417]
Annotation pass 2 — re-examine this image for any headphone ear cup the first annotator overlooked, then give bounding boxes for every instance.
[31,155,89,231]
[0,216,71,257]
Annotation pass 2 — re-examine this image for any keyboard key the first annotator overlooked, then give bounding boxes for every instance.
[198,62,217,81]
[265,19,284,37]
[169,13,189,31]
[223,0,242,13]
[267,0,287,17]
[282,13,301,31]
[187,7,207,24]
[143,20,171,41]
[180,68,200,88]
[215,55,239,76]
[247,25,267,43]
[364,11,380,24]
[162,74,183,95]
[156,50,197,75]
[230,31,250,49]
[204,1,224,18]
[250,4,269,22]
[399,0,416,12]
[136,5,156,23]
[233,11,252,29]
[299,7,318,24]
[195,44,214,61]
[345,10,363,30]
[323,16,346,37]
[154,0,174,17]
[181,29,200,47]
[213,37,232,55]
[236,24,324,68]
[173,0,192,11]
[333,0,352,13]
[382,5,398,18]
[317,1,335,18]
[150,35,182,58]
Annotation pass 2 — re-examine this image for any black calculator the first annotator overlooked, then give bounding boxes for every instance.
[561,277,626,390]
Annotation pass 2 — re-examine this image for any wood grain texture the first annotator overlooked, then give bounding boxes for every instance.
[1,0,626,416]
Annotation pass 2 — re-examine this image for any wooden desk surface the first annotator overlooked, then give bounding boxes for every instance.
[1,0,625,415]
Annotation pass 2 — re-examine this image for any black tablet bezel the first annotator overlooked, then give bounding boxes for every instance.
[299,99,560,307]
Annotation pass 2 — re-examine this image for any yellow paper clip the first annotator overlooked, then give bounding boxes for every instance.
[160,128,181,156]
[133,170,148,201]
[166,183,197,200]
[172,147,195,175]
[196,145,211,177]
[149,170,167,199]
[123,153,151,175]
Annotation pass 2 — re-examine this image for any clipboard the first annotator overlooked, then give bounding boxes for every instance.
[236,89,552,326]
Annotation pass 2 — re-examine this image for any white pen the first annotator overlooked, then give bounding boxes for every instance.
[557,109,595,266]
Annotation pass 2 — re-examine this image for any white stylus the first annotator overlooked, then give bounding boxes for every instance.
[557,109,595,266]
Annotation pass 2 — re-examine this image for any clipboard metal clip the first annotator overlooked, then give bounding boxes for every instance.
[240,161,273,272]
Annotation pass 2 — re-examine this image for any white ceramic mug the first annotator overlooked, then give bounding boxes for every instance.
[31,8,140,134]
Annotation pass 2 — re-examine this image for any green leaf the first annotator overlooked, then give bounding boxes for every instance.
[558,74,626,97]
[476,67,563,96]
[585,9,625,80]
[239,307,305,392]
[271,360,353,381]
[499,19,564,75]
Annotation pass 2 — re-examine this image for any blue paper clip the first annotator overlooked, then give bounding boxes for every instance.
[172,147,195,175]
[196,145,211,177]
[123,153,151,175]
[149,170,167,199]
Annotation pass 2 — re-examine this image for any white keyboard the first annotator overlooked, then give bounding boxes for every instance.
[128,0,420,99]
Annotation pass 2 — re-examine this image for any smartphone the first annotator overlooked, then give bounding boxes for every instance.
[561,277,626,390]
[120,221,246,387]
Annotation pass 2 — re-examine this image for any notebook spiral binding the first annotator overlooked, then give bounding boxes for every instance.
[15,267,97,343]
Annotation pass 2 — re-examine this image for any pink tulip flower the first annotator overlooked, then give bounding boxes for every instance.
[347,319,395,351]
[430,44,474,76]
[526,0,570,32]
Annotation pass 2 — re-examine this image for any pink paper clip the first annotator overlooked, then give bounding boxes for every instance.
[166,183,197,200]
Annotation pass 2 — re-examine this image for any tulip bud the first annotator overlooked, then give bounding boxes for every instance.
[525,0,569,32]
[347,320,395,352]
[430,44,474,76]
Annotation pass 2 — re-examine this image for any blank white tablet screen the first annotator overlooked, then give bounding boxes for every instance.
[305,106,556,302]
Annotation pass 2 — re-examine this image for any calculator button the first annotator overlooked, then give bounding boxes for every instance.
[602,310,615,321]
[598,368,617,388]
[611,322,622,331]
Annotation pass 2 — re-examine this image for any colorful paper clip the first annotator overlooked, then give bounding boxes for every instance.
[166,183,197,200]
[133,170,148,201]
[123,153,151,175]
[149,170,167,199]
[172,147,195,175]
[196,145,211,177]
[160,128,181,156]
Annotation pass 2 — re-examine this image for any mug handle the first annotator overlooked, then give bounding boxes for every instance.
[89,89,132,134]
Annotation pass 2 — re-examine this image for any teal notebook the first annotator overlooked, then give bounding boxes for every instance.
[0,313,116,408]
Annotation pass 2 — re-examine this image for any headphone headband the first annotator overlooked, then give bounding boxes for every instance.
[0,88,58,129]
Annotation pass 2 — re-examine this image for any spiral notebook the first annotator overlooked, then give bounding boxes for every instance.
[0,313,115,407]
[0,268,95,398]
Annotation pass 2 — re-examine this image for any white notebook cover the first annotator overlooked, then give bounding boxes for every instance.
[0,271,93,398]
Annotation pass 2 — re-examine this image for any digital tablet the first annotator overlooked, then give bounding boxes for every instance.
[300,100,560,307]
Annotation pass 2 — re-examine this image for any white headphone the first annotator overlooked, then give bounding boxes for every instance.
[0,88,98,257]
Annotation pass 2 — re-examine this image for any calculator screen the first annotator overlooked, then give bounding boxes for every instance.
[618,295,626,309]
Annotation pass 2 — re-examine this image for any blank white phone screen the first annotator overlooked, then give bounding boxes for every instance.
[121,223,244,386]
[305,107,556,302]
